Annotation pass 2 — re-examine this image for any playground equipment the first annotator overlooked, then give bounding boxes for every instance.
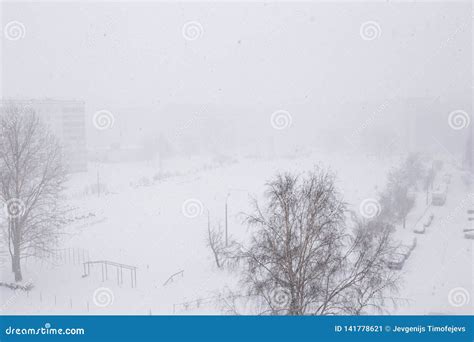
[83,260,137,288]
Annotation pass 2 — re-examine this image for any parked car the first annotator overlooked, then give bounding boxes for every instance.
[464,228,474,240]
[423,212,434,227]
[386,253,406,270]
[413,223,426,234]
[386,244,412,270]
[432,193,446,206]
[432,184,447,206]
[392,230,417,251]
[397,245,412,259]
[407,236,417,251]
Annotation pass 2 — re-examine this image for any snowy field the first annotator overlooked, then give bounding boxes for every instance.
[0,152,471,315]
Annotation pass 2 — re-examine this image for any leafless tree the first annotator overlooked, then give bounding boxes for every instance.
[241,168,400,315]
[0,103,67,281]
[206,212,241,270]
[338,217,401,314]
[207,212,225,268]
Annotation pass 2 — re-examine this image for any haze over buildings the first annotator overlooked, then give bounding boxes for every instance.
[0,99,87,172]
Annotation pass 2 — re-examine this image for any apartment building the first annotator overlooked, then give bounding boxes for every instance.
[1,99,87,173]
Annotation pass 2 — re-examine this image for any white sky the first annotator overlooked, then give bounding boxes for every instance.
[0,1,471,149]
[1,2,470,104]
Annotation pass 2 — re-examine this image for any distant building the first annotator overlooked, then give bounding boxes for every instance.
[1,99,87,173]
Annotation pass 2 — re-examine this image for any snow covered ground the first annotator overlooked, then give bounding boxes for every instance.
[0,152,471,315]
[393,166,473,315]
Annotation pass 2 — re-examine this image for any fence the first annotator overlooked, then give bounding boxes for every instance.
[83,260,137,288]
[172,293,254,315]
[25,248,90,267]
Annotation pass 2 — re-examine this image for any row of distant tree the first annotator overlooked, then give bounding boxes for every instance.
[378,153,428,229]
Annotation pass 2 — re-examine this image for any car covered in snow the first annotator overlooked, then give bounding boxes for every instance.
[397,245,412,259]
[413,223,426,234]
[406,236,417,251]
[386,253,406,270]
[386,244,412,270]
[432,184,447,206]
[392,230,417,251]
[463,228,474,240]
[423,212,434,227]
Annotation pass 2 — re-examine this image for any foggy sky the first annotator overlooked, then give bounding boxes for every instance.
[0,1,471,150]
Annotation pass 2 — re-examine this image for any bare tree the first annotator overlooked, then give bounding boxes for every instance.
[241,168,400,315]
[206,212,240,270]
[207,212,224,268]
[0,103,67,281]
[337,217,401,315]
